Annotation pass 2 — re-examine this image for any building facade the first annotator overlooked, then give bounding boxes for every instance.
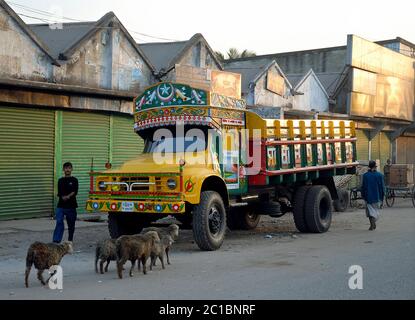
[225,59,292,112]
[288,69,329,113]
[0,2,154,219]
[226,35,415,170]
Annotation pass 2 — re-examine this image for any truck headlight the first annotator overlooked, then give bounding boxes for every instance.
[98,181,107,191]
[167,178,177,190]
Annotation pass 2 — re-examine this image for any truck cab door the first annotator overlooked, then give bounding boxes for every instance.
[222,127,246,193]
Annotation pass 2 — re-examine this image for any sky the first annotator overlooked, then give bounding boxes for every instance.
[6,0,415,56]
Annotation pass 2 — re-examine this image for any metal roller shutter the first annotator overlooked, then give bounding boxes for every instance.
[111,114,144,169]
[371,133,381,162]
[0,107,55,220]
[397,137,415,164]
[61,111,110,214]
[356,129,369,161]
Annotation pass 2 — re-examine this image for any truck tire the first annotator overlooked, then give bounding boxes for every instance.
[292,186,311,233]
[304,186,333,233]
[333,188,349,212]
[192,191,227,251]
[227,207,260,230]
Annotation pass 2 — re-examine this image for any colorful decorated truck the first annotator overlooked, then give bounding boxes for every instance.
[86,82,358,251]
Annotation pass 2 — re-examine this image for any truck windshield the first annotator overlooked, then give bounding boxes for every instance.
[141,126,208,153]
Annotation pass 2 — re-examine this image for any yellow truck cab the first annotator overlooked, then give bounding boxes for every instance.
[87,82,358,251]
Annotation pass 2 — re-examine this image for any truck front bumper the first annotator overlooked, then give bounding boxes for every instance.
[86,200,186,214]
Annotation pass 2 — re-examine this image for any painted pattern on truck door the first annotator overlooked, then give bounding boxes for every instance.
[222,126,247,194]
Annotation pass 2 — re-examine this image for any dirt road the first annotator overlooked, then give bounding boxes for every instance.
[0,201,414,300]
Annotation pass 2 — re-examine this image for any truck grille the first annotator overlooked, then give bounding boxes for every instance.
[119,177,151,192]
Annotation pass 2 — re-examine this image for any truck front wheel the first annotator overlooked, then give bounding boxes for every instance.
[192,191,227,251]
[304,186,333,233]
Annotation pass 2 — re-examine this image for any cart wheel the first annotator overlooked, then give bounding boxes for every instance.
[385,189,395,207]
[412,187,415,208]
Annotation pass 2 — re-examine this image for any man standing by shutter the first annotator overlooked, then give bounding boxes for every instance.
[361,160,385,231]
[53,162,79,243]
[383,159,392,186]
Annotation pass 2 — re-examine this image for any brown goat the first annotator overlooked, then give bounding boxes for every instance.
[95,239,117,274]
[25,241,73,288]
[150,235,174,270]
[142,224,179,264]
[116,231,159,279]
[142,224,179,241]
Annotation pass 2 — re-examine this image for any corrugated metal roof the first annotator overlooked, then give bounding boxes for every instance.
[224,58,272,94]
[286,74,303,88]
[139,41,188,71]
[287,72,342,96]
[0,0,58,64]
[29,22,96,59]
[315,72,343,96]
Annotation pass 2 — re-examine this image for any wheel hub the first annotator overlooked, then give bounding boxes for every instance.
[208,206,222,235]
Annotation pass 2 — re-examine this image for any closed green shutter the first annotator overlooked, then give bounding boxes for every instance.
[356,129,369,161]
[61,111,109,214]
[0,107,55,220]
[111,114,144,168]
[371,133,381,162]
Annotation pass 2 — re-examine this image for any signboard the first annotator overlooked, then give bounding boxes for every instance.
[348,35,414,81]
[267,68,285,96]
[174,65,242,99]
[347,35,414,122]
[211,70,241,99]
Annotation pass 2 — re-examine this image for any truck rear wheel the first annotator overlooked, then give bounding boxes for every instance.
[333,188,349,212]
[292,186,311,233]
[304,186,333,233]
[192,191,227,251]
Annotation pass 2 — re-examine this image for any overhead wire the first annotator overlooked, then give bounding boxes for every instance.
[6,0,183,42]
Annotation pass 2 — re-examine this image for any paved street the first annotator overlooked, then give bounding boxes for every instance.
[0,200,414,300]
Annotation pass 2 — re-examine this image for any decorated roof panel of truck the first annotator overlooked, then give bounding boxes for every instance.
[134,82,246,112]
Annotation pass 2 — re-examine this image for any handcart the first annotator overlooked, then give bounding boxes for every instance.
[385,185,415,208]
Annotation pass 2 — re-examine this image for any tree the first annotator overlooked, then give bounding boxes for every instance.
[240,49,256,58]
[215,51,225,62]
[215,48,256,61]
[227,48,241,60]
